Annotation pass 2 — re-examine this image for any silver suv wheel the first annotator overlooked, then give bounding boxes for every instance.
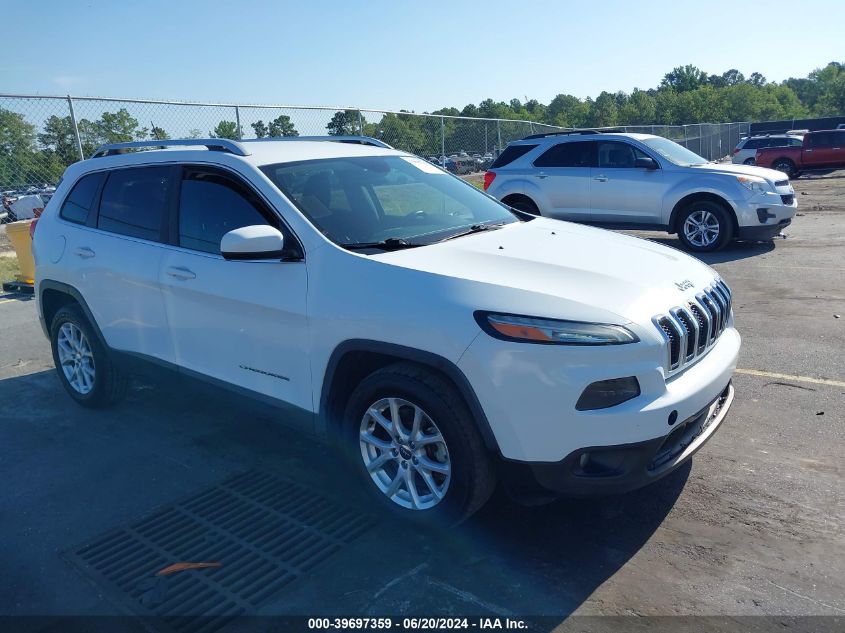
[359,397,451,510]
[683,209,720,248]
[57,322,95,395]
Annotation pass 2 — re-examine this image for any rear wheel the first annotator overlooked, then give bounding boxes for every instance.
[506,196,539,216]
[50,304,128,408]
[772,158,797,178]
[677,201,733,252]
[344,363,495,524]
[743,157,755,166]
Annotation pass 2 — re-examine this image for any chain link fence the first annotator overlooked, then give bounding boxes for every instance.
[1,93,750,192]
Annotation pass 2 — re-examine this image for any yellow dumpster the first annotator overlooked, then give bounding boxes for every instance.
[4,220,35,285]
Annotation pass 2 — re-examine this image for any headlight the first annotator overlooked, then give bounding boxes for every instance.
[475,312,639,345]
[737,175,771,193]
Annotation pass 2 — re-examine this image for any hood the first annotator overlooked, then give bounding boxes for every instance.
[372,218,720,325]
[689,162,788,184]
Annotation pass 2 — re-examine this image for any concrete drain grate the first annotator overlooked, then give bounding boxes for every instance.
[66,470,374,633]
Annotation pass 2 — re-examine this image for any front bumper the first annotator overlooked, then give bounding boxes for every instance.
[738,219,791,240]
[500,382,733,498]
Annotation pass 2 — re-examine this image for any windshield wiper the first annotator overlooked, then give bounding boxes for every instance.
[341,237,423,251]
[439,222,506,243]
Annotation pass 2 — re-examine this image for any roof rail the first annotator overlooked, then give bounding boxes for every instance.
[90,138,251,158]
[521,128,622,140]
[242,135,394,149]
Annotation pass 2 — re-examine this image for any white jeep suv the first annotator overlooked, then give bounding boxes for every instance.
[484,131,797,252]
[34,138,739,522]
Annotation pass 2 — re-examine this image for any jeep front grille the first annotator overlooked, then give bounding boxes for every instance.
[653,280,732,376]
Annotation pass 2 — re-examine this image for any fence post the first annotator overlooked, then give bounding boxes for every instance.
[235,105,242,140]
[683,125,688,148]
[358,110,364,136]
[440,116,445,159]
[496,120,502,153]
[484,121,488,154]
[67,95,84,161]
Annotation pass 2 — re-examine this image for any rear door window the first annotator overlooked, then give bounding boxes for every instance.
[534,141,595,168]
[809,132,834,148]
[59,172,105,224]
[97,166,172,242]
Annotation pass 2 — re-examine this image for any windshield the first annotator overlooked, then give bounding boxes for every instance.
[260,155,517,248]
[641,137,708,166]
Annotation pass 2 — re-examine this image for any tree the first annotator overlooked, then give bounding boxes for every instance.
[661,65,708,92]
[327,110,361,135]
[268,114,298,137]
[251,120,269,138]
[210,120,239,140]
[98,108,147,143]
[747,72,767,87]
[588,91,619,127]
[38,115,80,165]
[722,69,745,86]
[150,124,169,140]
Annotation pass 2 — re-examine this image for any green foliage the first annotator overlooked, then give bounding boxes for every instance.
[150,124,170,140]
[210,120,240,140]
[326,110,362,135]
[252,115,298,138]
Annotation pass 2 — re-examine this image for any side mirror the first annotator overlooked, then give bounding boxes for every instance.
[221,225,285,261]
[635,157,659,170]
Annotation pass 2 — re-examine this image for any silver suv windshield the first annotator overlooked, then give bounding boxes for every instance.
[261,155,517,248]
[641,137,709,166]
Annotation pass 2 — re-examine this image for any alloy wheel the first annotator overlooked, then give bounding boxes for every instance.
[359,397,451,510]
[57,322,95,395]
[683,209,720,248]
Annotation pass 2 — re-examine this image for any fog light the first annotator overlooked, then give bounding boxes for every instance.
[757,208,775,223]
[576,377,641,411]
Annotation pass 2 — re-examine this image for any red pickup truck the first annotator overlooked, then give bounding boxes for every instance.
[756,129,845,177]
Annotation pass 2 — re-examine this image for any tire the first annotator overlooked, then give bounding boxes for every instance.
[772,158,797,178]
[50,304,128,408]
[507,197,539,216]
[677,200,734,252]
[743,158,755,166]
[343,362,495,525]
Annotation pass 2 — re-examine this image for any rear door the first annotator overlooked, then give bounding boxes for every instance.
[158,165,312,426]
[589,141,664,224]
[804,132,836,167]
[70,165,176,363]
[530,141,594,221]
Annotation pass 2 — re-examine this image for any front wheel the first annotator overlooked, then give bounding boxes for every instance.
[677,201,734,252]
[743,157,755,166]
[344,363,495,524]
[50,304,128,408]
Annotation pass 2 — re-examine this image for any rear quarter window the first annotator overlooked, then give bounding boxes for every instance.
[59,172,105,224]
[490,144,538,169]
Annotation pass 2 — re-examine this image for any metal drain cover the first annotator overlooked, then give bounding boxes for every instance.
[65,470,374,632]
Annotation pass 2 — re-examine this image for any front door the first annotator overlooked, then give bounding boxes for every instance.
[590,141,664,224]
[158,165,312,426]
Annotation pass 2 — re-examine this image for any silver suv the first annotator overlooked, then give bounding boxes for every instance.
[484,131,797,252]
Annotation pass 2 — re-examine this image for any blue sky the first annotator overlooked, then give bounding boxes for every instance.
[3,0,844,111]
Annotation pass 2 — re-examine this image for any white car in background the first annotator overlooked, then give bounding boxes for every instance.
[484,131,797,252]
[732,134,804,165]
[34,137,738,523]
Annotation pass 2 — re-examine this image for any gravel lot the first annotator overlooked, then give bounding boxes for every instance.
[0,172,842,630]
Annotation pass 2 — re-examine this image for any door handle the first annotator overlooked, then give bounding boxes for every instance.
[73,247,95,259]
[538,172,548,179]
[594,175,608,182]
[166,266,196,281]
